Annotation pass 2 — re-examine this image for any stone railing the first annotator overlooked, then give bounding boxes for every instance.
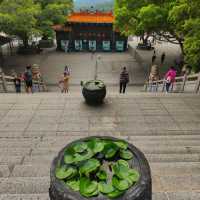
[144,73,200,93]
[0,69,47,93]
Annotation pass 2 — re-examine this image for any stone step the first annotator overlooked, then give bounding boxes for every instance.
[12,162,200,178]
[0,194,49,200]
[0,138,40,148]
[0,192,200,200]
[0,156,23,166]
[23,153,200,166]
[150,162,200,176]
[0,148,31,156]
[31,145,200,156]
[37,138,200,148]
[0,177,49,194]
[0,165,10,178]
[0,175,199,194]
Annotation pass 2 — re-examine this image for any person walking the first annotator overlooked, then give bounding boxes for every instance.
[119,67,129,94]
[24,65,33,93]
[165,66,176,93]
[161,52,166,64]
[13,74,21,93]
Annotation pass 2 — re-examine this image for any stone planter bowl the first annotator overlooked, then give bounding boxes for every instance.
[49,136,152,200]
[81,80,106,104]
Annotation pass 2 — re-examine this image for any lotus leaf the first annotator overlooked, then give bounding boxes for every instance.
[103,142,119,159]
[98,182,114,194]
[120,149,133,160]
[80,177,99,197]
[66,180,80,191]
[114,141,128,150]
[97,170,107,180]
[73,142,88,153]
[79,159,100,176]
[128,169,140,183]
[64,154,75,164]
[56,166,77,180]
[87,138,105,153]
[112,176,130,191]
[74,148,94,162]
[117,159,129,168]
[112,161,130,179]
[107,188,125,198]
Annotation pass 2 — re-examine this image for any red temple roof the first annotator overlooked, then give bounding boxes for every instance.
[67,11,114,24]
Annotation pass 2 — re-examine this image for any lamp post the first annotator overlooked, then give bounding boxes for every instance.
[94,54,101,80]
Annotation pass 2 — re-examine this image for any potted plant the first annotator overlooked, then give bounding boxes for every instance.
[49,136,152,200]
[81,80,106,104]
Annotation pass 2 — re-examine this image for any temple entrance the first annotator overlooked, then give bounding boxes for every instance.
[89,40,96,51]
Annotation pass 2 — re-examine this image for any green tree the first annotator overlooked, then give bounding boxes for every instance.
[0,0,41,48]
[114,0,200,71]
[35,0,73,39]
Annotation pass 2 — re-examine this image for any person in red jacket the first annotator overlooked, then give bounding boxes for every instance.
[165,66,177,92]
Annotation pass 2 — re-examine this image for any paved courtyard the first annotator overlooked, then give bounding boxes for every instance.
[2,51,145,86]
[0,91,200,199]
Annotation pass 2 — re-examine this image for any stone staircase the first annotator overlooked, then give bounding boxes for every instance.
[0,92,200,200]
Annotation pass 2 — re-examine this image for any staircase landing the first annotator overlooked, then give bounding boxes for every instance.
[0,92,200,200]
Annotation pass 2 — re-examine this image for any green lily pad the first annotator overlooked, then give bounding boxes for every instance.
[112,161,130,179]
[98,182,114,194]
[73,142,88,153]
[107,188,125,198]
[80,159,100,176]
[112,176,130,191]
[66,179,80,191]
[128,169,140,183]
[80,177,99,197]
[97,170,107,180]
[103,142,119,159]
[87,138,105,154]
[120,150,133,160]
[117,159,129,168]
[114,140,128,150]
[64,154,75,164]
[74,148,94,162]
[55,166,77,180]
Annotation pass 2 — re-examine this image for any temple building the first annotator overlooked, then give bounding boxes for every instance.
[53,11,128,52]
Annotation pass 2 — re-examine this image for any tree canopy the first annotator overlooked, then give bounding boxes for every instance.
[114,0,200,72]
[0,0,73,47]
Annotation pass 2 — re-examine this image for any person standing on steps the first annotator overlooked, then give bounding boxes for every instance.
[161,52,166,65]
[165,66,177,93]
[119,67,129,94]
[59,71,70,93]
[13,73,22,93]
[24,65,33,93]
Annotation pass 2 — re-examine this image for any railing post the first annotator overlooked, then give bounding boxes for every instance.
[156,82,159,92]
[195,73,200,93]
[181,75,187,92]
[144,81,148,92]
[162,80,165,92]
[0,68,8,92]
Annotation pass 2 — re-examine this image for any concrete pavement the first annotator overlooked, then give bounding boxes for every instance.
[0,91,200,199]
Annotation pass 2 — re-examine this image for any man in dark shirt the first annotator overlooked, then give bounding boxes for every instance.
[119,67,129,94]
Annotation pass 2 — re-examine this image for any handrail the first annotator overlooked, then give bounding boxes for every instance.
[145,73,200,93]
[0,72,47,93]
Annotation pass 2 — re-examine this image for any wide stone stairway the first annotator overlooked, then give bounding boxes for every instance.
[0,91,200,200]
